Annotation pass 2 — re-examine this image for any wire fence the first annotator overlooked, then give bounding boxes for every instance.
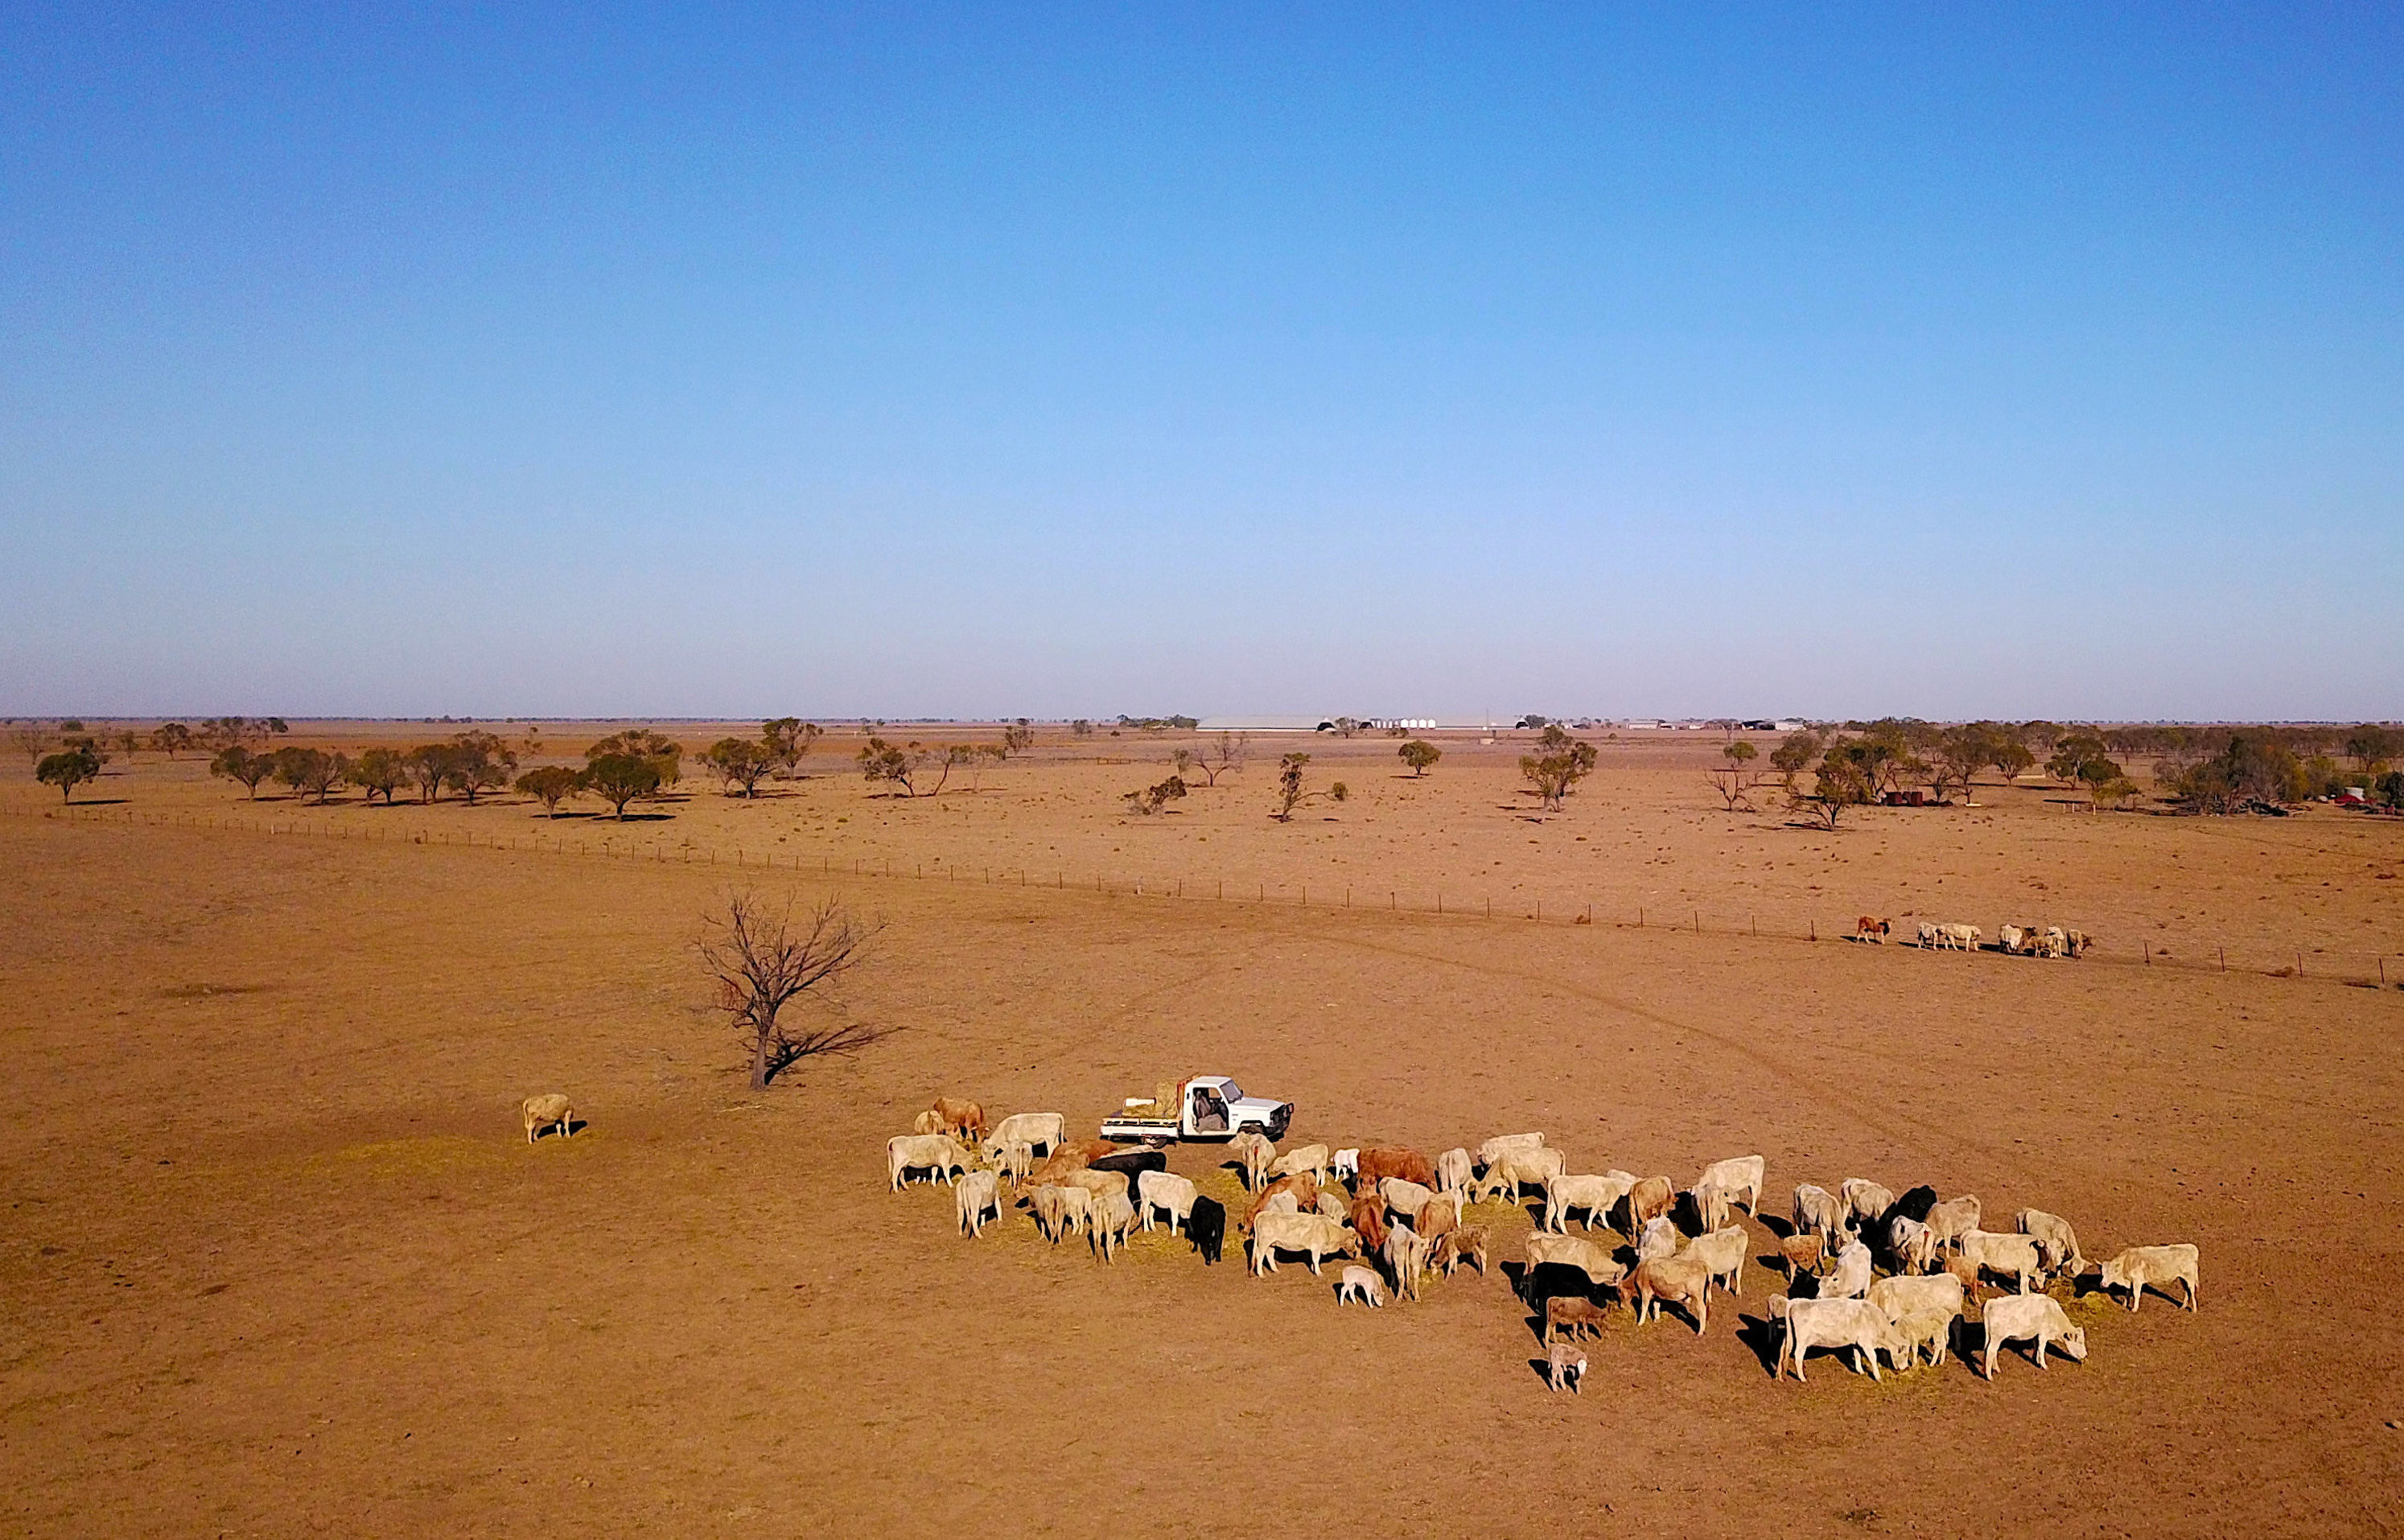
[10,801,2403,994]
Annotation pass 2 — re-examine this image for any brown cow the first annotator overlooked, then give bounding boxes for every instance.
[1545,1295,1610,1343]
[1353,1147,1437,1192]
[1348,1193,1390,1250]
[1435,1225,1489,1277]
[1245,1173,1321,1230]
[1780,1233,1825,1278]
[1627,1176,1676,1233]
[932,1097,988,1143]
[1854,916,1891,944]
[1023,1140,1115,1190]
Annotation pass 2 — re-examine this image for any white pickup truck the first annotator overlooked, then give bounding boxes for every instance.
[1099,1076,1293,1146]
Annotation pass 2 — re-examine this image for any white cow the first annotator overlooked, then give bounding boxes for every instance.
[1696,1155,1765,1217]
[1793,1184,1846,1245]
[1137,1170,1200,1234]
[986,1112,1065,1157]
[1434,1147,1475,1201]
[955,1169,1001,1237]
[1544,1172,1634,1233]
[1822,1240,1873,1299]
[1249,1212,1358,1277]
[1957,1229,2046,1294]
[1780,1299,1905,1382]
[2097,1244,2200,1312]
[1980,1295,2088,1379]
[886,1134,969,1191]
[1336,1265,1386,1307]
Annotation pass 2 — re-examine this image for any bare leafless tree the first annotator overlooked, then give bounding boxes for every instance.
[697,893,889,1089]
[1191,731,1249,787]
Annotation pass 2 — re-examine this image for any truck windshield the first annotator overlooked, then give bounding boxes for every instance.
[1217,1081,1241,1101]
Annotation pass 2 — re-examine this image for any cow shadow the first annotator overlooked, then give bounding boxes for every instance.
[1734,1309,1784,1376]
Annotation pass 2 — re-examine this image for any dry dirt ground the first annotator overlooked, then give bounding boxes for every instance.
[4,727,2402,1536]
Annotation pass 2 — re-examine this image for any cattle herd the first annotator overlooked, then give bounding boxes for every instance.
[884,1097,2200,1392]
[1858,915,2096,957]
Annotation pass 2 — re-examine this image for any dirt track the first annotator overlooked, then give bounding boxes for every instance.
[5,739,2404,1534]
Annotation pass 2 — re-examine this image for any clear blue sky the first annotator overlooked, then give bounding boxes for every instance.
[2,6,2398,722]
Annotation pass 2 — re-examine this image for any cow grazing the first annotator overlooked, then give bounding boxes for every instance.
[1227,1130,1276,1191]
[1480,1147,1568,1204]
[1793,1184,1846,1246]
[1249,1212,1358,1277]
[932,1097,987,1143]
[1855,916,1891,943]
[1137,1170,1200,1234]
[1247,1174,1321,1230]
[1355,1147,1438,1192]
[1336,1265,1386,1307]
[1476,1132,1546,1170]
[521,1093,575,1145]
[1840,1179,1896,1233]
[1380,1177,1437,1221]
[1381,1224,1433,1303]
[1348,1193,1390,1250]
[1980,1295,2088,1379]
[1681,1226,1748,1297]
[1887,1216,1937,1276]
[887,1134,969,1191]
[1435,1225,1488,1277]
[1415,1192,1460,1245]
[1089,1149,1167,1195]
[955,1170,1002,1237]
[1188,1196,1227,1265]
[1089,1191,1137,1262]
[1698,1154,1765,1213]
[1925,1195,1982,1250]
[2096,1245,2200,1312]
[1779,1233,1825,1279]
[1434,1147,1475,1202]
[2016,1209,2085,1276]
[1544,1172,1632,1233]
[1957,1229,2046,1294]
[1025,1140,1115,1189]
[1630,1257,1713,1335]
[1626,1175,1676,1234]
[1522,1261,1603,1313]
[1888,1184,1939,1224]
[1270,1143,1333,1185]
[1822,1241,1873,1299]
[987,1112,1065,1156]
[1545,1295,1609,1343]
[1779,1298,1905,1382]
[1866,1272,1966,1344]
[998,1143,1039,1186]
[1527,1233,1626,1289]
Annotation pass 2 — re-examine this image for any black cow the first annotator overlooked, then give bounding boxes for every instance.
[1089,1150,1167,1197]
[1886,1184,1938,1226]
[1520,1260,1602,1310]
[1188,1196,1226,1265]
